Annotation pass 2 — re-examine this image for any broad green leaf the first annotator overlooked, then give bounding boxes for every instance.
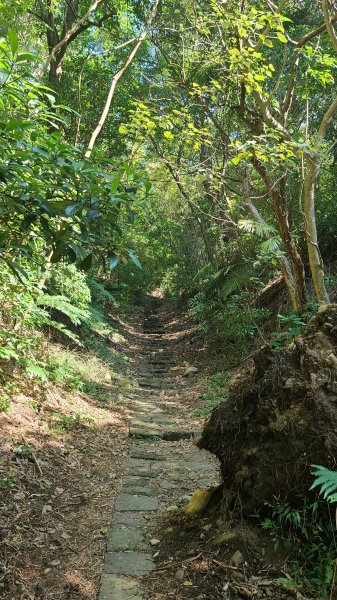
[128,250,142,269]
[8,29,18,55]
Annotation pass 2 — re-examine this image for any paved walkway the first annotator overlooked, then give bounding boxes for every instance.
[99,299,220,599]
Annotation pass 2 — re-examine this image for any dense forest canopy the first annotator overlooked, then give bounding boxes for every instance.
[1,0,337,308]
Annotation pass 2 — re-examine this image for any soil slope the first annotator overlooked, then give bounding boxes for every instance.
[200,304,337,513]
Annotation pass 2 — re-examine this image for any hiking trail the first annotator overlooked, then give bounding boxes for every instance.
[99,297,220,599]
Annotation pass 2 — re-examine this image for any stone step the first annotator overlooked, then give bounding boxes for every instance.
[99,574,144,600]
[129,420,195,441]
[104,551,154,575]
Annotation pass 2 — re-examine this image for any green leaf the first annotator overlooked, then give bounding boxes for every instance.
[109,255,118,270]
[79,253,93,271]
[164,130,174,139]
[65,203,82,216]
[4,259,28,282]
[26,363,47,381]
[277,33,287,43]
[128,250,142,269]
[16,52,39,63]
[8,29,18,55]
[0,347,19,361]
[127,205,135,224]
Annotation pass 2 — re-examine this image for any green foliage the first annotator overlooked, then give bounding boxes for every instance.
[0,395,11,412]
[189,290,267,362]
[0,475,14,488]
[261,495,337,598]
[52,411,95,432]
[191,372,229,416]
[87,277,116,306]
[48,264,91,309]
[36,294,89,326]
[271,304,318,348]
[0,32,147,279]
[311,465,337,503]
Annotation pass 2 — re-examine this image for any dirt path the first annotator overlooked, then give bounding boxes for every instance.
[98,297,220,599]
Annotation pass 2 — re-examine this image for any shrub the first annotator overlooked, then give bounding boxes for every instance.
[48,264,91,309]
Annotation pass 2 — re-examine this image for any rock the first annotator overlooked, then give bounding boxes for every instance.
[149,538,160,546]
[175,568,185,580]
[107,527,146,552]
[183,366,199,377]
[183,487,215,517]
[164,527,174,534]
[212,531,237,545]
[199,532,205,540]
[230,550,244,567]
[166,505,178,512]
[180,494,192,503]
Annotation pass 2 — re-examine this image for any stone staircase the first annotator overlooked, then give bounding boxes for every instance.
[98,298,219,600]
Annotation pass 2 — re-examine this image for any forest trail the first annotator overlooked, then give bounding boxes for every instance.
[99,297,220,599]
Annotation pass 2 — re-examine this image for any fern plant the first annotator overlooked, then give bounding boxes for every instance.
[35,294,89,326]
[238,219,282,256]
[311,465,337,503]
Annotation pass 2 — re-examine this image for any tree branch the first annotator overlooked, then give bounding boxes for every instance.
[85,0,161,157]
[322,0,337,52]
[37,0,106,80]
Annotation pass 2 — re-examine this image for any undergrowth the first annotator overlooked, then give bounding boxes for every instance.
[0,262,134,419]
[192,372,229,416]
[259,495,337,598]
[188,291,268,363]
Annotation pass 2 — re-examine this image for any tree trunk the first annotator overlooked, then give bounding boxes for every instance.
[245,198,299,311]
[252,159,307,310]
[303,154,330,304]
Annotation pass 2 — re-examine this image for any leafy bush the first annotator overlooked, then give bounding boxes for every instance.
[0,395,11,412]
[188,291,267,362]
[48,264,91,309]
[271,303,318,348]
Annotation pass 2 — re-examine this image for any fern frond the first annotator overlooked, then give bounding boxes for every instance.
[310,465,337,502]
[222,265,252,300]
[260,236,282,253]
[238,219,277,239]
[47,320,83,346]
[36,294,90,326]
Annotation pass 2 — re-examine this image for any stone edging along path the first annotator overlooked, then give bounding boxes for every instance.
[98,299,220,599]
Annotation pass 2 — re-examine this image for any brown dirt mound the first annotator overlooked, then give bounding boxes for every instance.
[199,304,337,514]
